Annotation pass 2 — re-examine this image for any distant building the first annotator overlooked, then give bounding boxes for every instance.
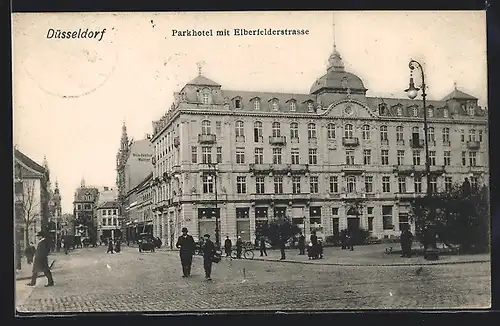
[73,178,99,241]
[123,172,153,242]
[14,149,50,248]
[96,186,118,205]
[96,201,121,240]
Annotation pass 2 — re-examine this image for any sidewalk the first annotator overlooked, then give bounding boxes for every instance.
[251,244,491,266]
[15,249,84,281]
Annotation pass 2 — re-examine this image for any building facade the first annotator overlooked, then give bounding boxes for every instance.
[14,149,51,249]
[123,172,153,242]
[96,201,121,240]
[149,46,488,243]
[73,178,99,241]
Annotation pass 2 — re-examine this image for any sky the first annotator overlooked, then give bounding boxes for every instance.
[12,11,487,213]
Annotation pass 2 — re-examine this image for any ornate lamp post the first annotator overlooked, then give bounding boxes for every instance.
[405,59,439,260]
[206,162,220,248]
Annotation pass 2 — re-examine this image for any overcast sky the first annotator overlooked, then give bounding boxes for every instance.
[12,11,487,213]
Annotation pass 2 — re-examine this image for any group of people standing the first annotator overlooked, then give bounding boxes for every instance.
[176,227,218,281]
[106,238,121,254]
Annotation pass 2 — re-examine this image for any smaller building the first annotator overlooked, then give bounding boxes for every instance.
[73,178,99,241]
[122,173,153,242]
[96,201,122,240]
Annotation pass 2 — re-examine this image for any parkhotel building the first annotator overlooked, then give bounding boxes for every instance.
[149,44,488,244]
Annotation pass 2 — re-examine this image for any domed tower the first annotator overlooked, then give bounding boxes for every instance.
[310,17,367,105]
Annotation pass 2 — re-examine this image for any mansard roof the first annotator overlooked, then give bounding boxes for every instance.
[186,75,221,87]
[222,90,316,113]
[442,89,478,101]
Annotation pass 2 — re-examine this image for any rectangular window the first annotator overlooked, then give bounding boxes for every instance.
[272,148,282,164]
[429,176,437,193]
[470,176,478,189]
[382,176,391,192]
[202,175,214,193]
[332,207,339,215]
[479,130,483,142]
[462,151,467,166]
[412,150,421,165]
[398,177,406,193]
[397,150,405,165]
[429,151,436,166]
[310,176,319,194]
[460,129,465,142]
[346,150,355,165]
[329,176,338,193]
[382,205,393,230]
[236,176,247,194]
[236,207,249,219]
[309,149,318,165]
[292,176,301,194]
[290,124,299,139]
[367,207,374,215]
[398,213,409,232]
[414,176,422,193]
[445,176,452,192]
[444,151,451,166]
[191,146,197,163]
[469,151,477,166]
[291,148,300,164]
[254,148,263,164]
[442,128,450,143]
[236,148,245,164]
[102,218,106,226]
[274,176,283,194]
[364,176,373,193]
[216,147,222,163]
[202,146,212,164]
[255,176,265,194]
[368,216,374,231]
[381,149,389,165]
[363,149,371,165]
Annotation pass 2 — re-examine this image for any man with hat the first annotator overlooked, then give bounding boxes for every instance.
[176,227,196,277]
[27,231,54,287]
[201,234,216,281]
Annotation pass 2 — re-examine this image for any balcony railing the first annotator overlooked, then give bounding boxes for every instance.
[393,165,426,175]
[173,136,180,148]
[341,164,365,175]
[409,138,424,148]
[342,137,359,147]
[467,140,480,150]
[198,134,217,144]
[249,163,273,174]
[269,136,287,145]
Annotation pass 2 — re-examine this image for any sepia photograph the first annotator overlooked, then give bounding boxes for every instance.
[12,11,490,312]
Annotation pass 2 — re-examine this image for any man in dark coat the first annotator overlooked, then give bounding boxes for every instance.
[235,236,243,259]
[25,242,36,264]
[400,228,414,258]
[27,231,54,287]
[279,235,286,260]
[224,236,232,257]
[107,238,114,253]
[115,239,121,253]
[298,233,306,255]
[176,227,195,277]
[259,236,267,257]
[202,234,216,281]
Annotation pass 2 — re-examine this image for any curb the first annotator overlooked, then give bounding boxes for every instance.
[250,258,490,267]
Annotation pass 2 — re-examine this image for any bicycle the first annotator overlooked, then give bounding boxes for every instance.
[231,247,255,260]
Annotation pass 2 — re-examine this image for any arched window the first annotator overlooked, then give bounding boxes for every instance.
[201,120,211,135]
[344,124,353,139]
[412,126,419,134]
[290,122,299,139]
[202,89,211,105]
[380,125,388,141]
[253,121,263,142]
[290,101,296,112]
[327,123,336,139]
[308,123,317,139]
[467,104,475,116]
[427,107,434,118]
[253,99,260,110]
[235,121,245,137]
[362,125,370,140]
[272,100,279,111]
[347,176,356,193]
[235,99,242,109]
[396,126,404,141]
[307,102,314,112]
[272,122,281,137]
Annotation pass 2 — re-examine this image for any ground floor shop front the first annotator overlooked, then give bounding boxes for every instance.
[151,200,416,244]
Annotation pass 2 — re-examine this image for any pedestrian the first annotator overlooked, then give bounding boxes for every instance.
[279,235,286,260]
[340,230,347,249]
[400,228,413,258]
[62,238,69,254]
[176,227,195,278]
[259,236,267,257]
[115,239,121,253]
[224,236,232,257]
[201,234,216,281]
[347,231,354,251]
[26,231,54,287]
[107,238,114,254]
[318,240,324,259]
[235,236,243,259]
[298,233,306,255]
[25,242,35,264]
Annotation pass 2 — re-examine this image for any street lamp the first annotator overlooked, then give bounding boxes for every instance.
[405,59,439,260]
[206,162,220,248]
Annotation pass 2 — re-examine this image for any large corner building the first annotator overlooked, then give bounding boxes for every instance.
[149,44,489,245]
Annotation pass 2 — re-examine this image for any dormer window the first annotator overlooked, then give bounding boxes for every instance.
[396,107,403,116]
[253,99,260,111]
[235,99,242,109]
[271,100,279,111]
[443,108,449,118]
[378,103,387,115]
[307,102,314,112]
[290,101,296,112]
[412,107,418,117]
[201,88,211,105]
[467,102,475,116]
[427,107,434,118]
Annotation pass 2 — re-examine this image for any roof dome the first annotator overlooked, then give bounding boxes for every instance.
[310,46,366,94]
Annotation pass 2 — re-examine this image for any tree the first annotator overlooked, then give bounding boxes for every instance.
[262,217,301,247]
[15,179,41,248]
[408,182,490,253]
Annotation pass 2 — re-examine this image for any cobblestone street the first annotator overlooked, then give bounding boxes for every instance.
[16,246,491,312]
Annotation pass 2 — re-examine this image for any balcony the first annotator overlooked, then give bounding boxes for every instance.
[393,165,426,176]
[289,164,309,174]
[269,136,287,145]
[250,193,311,204]
[341,164,365,175]
[342,137,359,147]
[410,138,424,148]
[173,136,180,148]
[198,134,216,144]
[395,193,418,201]
[467,140,481,150]
[249,163,273,175]
[429,165,446,175]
